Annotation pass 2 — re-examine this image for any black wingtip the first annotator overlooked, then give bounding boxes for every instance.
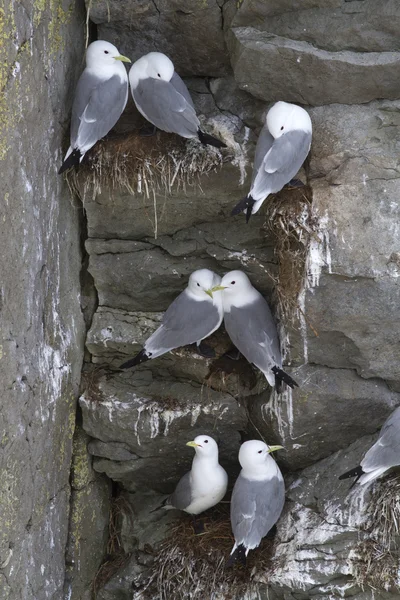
[231,195,256,222]
[197,129,227,149]
[272,366,299,391]
[226,544,247,568]
[119,349,150,370]
[58,148,81,174]
[338,465,363,481]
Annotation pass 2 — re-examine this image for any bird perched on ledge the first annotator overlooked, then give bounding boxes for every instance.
[59,40,131,174]
[339,406,400,486]
[231,101,312,222]
[128,52,226,148]
[219,270,298,392]
[120,269,224,369]
[228,440,285,566]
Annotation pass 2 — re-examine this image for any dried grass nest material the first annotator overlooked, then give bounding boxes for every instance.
[352,474,400,591]
[66,130,228,202]
[137,506,276,600]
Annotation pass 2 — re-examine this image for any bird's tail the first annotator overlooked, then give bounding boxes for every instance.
[339,465,363,482]
[231,195,256,223]
[198,129,227,149]
[150,496,170,513]
[119,349,150,369]
[272,366,299,392]
[227,543,247,568]
[58,148,81,174]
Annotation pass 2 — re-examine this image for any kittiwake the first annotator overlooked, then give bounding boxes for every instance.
[219,270,298,391]
[231,101,312,222]
[128,52,226,148]
[339,406,400,486]
[162,435,228,516]
[120,269,224,369]
[228,440,285,566]
[59,40,131,174]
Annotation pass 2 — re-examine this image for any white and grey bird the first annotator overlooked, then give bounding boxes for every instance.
[59,40,131,174]
[228,440,285,566]
[128,52,226,148]
[220,270,298,391]
[120,269,224,369]
[163,435,228,515]
[231,101,312,222]
[339,406,400,486]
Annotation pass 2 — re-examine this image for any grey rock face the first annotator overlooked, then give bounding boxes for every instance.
[0,1,86,598]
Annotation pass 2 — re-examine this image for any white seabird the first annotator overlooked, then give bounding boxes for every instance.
[228,440,285,566]
[339,406,400,485]
[129,52,226,148]
[59,40,131,174]
[231,101,312,222]
[219,270,298,391]
[120,269,224,369]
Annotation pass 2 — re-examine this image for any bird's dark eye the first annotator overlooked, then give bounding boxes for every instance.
[280,126,284,130]
[258,450,262,454]
[104,51,109,54]
[204,440,208,443]
[231,281,235,285]
[197,283,200,287]
[158,73,161,77]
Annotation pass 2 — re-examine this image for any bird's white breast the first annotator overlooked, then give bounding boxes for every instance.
[185,461,227,515]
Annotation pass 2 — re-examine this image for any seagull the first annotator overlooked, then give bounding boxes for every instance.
[59,40,131,174]
[120,269,225,369]
[128,52,226,148]
[231,101,312,222]
[219,270,298,391]
[228,440,285,566]
[163,435,228,516]
[339,406,400,486]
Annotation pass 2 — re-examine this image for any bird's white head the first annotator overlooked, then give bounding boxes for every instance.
[186,435,219,458]
[86,40,131,69]
[267,101,312,139]
[239,440,283,475]
[219,270,254,297]
[187,269,221,299]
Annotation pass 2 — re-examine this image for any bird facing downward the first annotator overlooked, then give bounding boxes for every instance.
[228,440,285,566]
[59,40,131,174]
[231,101,312,222]
[220,270,298,391]
[163,435,228,515]
[339,406,400,486]
[119,269,224,369]
[128,52,226,148]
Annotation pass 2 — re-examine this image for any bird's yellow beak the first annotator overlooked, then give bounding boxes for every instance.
[267,445,284,453]
[205,284,226,298]
[114,55,131,63]
[186,441,200,448]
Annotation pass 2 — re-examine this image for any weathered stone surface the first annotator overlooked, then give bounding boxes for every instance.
[87,0,231,77]
[0,1,86,598]
[249,365,400,470]
[227,27,400,105]
[80,371,246,492]
[64,428,111,600]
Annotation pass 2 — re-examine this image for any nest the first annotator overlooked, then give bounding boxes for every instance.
[352,474,400,591]
[66,131,225,204]
[262,183,319,326]
[136,506,275,600]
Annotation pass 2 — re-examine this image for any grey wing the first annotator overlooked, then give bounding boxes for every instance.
[132,78,199,137]
[168,471,193,510]
[170,72,195,108]
[145,291,221,357]
[224,295,281,378]
[362,407,400,471]
[251,126,274,187]
[251,130,311,200]
[230,475,285,549]
[71,72,128,151]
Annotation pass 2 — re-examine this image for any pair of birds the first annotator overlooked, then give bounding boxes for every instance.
[120,268,298,392]
[162,435,284,566]
[59,41,312,221]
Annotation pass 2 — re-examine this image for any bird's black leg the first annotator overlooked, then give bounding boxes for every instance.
[287,178,306,188]
[223,347,241,361]
[139,123,157,137]
[192,515,205,535]
[195,341,216,358]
